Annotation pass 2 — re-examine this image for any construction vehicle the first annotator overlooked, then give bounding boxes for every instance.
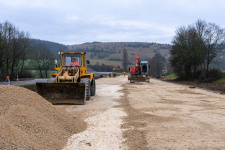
[36,52,96,104]
[128,55,150,83]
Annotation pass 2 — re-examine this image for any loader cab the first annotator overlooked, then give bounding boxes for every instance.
[141,61,149,75]
[62,53,82,67]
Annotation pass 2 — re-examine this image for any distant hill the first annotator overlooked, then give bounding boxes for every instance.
[30,39,69,58]
[29,40,225,72]
[68,42,171,67]
[29,40,171,68]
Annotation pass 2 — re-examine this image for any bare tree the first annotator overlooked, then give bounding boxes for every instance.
[170,19,225,80]
[122,48,128,71]
[201,22,224,76]
[194,20,225,78]
[18,33,32,77]
[32,44,54,78]
[0,21,31,80]
[171,25,202,79]
[149,53,166,78]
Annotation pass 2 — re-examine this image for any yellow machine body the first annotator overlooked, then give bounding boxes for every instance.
[36,52,95,104]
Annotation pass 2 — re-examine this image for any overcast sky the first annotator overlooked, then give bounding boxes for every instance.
[0,0,224,45]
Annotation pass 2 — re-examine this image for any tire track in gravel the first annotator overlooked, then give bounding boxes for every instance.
[116,84,149,150]
[62,76,128,150]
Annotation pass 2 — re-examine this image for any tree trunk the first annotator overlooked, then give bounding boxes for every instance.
[38,64,43,78]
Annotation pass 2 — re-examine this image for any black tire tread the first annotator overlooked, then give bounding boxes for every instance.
[90,78,96,96]
[80,78,91,100]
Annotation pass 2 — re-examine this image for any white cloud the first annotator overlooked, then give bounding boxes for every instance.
[66,16,80,21]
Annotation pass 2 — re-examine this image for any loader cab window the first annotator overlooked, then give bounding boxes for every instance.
[141,61,148,73]
[142,64,147,73]
[62,54,81,67]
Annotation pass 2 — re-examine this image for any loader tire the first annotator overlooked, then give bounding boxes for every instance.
[91,77,96,96]
[81,78,91,100]
[47,78,56,83]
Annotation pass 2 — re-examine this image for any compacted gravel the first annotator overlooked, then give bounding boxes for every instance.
[1,76,225,150]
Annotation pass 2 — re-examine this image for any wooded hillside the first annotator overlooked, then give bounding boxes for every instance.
[68,42,171,67]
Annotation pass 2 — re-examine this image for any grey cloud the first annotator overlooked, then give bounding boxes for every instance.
[1,0,225,45]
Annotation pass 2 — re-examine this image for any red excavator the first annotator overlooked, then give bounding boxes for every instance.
[128,55,150,83]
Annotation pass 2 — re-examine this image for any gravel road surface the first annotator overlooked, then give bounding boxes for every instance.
[60,75,225,150]
[0,79,47,86]
[2,76,224,149]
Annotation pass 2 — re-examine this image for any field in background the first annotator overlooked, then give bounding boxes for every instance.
[89,59,121,66]
[165,73,177,79]
[68,42,171,67]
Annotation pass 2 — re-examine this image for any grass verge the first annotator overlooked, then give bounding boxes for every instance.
[215,72,225,83]
[166,73,177,79]
[19,84,36,87]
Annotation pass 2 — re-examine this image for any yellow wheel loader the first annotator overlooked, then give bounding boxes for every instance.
[36,52,96,104]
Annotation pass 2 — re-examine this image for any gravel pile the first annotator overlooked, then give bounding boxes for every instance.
[0,85,86,150]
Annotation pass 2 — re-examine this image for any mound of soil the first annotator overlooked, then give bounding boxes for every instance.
[0,85,86,150]
[163,79,225,95]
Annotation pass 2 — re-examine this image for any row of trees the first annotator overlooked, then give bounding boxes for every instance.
[0,21,55,80]
[1,20,223,81]
[108,19,225,81]
[122,48,128,72]
[170,20,225,80]
[0,21,31,80]
[31,43,54,78]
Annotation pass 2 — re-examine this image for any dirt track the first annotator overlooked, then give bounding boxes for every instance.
[61,76,225,150]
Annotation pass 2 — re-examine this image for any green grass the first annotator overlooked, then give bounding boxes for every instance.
[166,73,177,79]
[30,70,59,78]
[19,84,36,87]
[89,59,121,66]
[215,72,225,83]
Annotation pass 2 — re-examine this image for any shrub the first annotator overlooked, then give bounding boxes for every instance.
[205,69,223,82]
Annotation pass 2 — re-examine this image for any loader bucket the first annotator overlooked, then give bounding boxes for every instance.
[36,83,86,104]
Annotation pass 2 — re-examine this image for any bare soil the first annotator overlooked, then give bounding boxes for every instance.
[119,79,225,149]
[60,76,225,150]
[3,76,225,149]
